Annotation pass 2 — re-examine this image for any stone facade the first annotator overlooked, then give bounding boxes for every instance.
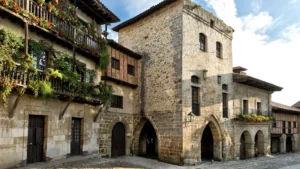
[271,102,300,154]
[116,0,279,165]
[0,2,141,168]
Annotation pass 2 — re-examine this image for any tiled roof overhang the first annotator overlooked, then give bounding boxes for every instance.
[272,102,300,114]
[233,73,283,92]
[107,40,142,60]
[71,0,120,24]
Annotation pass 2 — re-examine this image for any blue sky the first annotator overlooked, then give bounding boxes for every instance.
[101,0,300,106]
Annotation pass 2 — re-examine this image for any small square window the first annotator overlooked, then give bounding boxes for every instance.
[111,58,120,70]
[210,20,214,28]
[191,76,199,84]
[111,95,123,109]
[127,64,135,76]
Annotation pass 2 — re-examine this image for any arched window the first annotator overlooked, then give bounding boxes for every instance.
[200,33,206,52]
[216,42,222,58]
[191,75,200,84]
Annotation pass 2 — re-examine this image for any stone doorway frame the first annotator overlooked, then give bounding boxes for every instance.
[255,130,265,156]
[199,115,222,161]
[239,130,253,159]
[131,117,159,157]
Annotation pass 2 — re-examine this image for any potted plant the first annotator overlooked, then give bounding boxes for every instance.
[46,2,55,12]
[36,0,45,6]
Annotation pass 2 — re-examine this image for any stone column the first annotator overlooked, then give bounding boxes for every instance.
[214,141,222,161]
[246,143,255,158]
[234,143,241,160]
[280,134,286,153]
[292,135,298,152]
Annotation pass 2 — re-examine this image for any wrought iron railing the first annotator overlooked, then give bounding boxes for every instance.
[0,61,102,103]
[1,0,101,55]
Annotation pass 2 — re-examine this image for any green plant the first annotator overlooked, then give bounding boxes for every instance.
[99,39,109,69]
[237,113,275,122]
[98,82,113,110]
[0,77,15,107]
[36,0,45,6]
[29,80,54,98]
[46,68,62,80]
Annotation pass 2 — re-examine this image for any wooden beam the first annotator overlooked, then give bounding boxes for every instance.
[77,0,107,23]
[59,102,70,120]
[94,106,103,122]
[9,93,23,118]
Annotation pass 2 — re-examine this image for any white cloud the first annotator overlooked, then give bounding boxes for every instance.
[123,0,163,16]
[289,0,298,4]
[204,0,300,106]
[241,12,273,33]
[107,28,119,42]
[251,0,262,13]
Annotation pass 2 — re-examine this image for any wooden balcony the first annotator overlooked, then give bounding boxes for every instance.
[0,62,103,105]
[0,0,102,57]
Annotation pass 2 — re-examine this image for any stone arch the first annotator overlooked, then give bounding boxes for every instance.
[103,117,131,156]
[111,122,126,157]
[199,115,222,161]
[240,130,253,160]
[255,130,264,156]
[132,117,159,158]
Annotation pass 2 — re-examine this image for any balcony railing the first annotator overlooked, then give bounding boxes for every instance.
[0,0,101,55]
[0,61,102,104]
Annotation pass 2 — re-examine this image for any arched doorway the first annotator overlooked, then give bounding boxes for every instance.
[255,130,264,157]
[286,136,292,153]
[201,125,214,160]
[139,121,158,159]
[111,122,126,158]
[200,118,222,161]
[240,131,252,160]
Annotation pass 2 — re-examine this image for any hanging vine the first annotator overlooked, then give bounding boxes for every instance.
[0,28,113,107]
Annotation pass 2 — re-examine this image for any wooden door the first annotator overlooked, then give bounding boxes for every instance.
[111,122,126,157]
[71,118,82,156]
[27,115,45,164]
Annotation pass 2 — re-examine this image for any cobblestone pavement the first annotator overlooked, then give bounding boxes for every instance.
[18,153,300,169]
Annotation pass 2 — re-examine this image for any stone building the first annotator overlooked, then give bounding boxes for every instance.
[271,102,300,154]
[113,0,282,165]
[0,0,142,168]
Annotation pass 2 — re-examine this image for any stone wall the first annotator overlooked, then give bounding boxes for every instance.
[181,0,234,164]
[98,82,141,156]
[0,10,140,169]
[118,0,184,164]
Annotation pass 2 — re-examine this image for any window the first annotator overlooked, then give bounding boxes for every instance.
[85,69,95,83]
[257,102,261,115]
[111,58,120,70]
[294,122,297,128]
[111,95,123,109]
[272,121,277,128]
[210,20,214,28]
[223,93,228,118]
[127,64,135,76]
[283,121,286,134]
[199,33,206,52]
[76,62,86,82]
[243,100,248,114]
[192,87,200,116]
[32,51,48,70]
[191,76,199,84]
[288,122,292,134]
[216,42,222,58]
[222,84,228,91]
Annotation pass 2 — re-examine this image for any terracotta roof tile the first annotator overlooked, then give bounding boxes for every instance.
[272,102,300,113]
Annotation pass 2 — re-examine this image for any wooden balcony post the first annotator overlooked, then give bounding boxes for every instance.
[24,0,29,55]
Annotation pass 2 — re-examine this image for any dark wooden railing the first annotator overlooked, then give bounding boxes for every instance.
[1,0,101,54]
[0,61,101,103]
